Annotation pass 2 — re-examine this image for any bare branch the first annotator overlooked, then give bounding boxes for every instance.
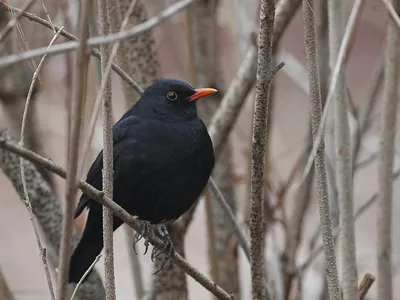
[0,134,233,300]
[0,267,15,300]
[382,0,400,28]
[19,27,63,300]
[1,2,143,95]
[97,0,116,297]
[299,168,400,272]
[209,177,251,260]
[0,0,35,43]
[328,0,360,298]
[0,129,106,299]
[58,0,92,298]
[358,273,375,300]
[302,1,340,299]
[298,0,367,189]
[352,53,384,167]
[0,0,198,68]
[209,0,302,158]
[250,1,276,299]
[377,0,399,298]
[70,255,102,300]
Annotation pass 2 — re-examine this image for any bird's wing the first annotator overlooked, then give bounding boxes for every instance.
[74,115,142,218]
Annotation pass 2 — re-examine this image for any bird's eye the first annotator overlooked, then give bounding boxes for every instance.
[167,91,178,101]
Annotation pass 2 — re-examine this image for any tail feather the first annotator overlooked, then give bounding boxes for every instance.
[69,208,103,284]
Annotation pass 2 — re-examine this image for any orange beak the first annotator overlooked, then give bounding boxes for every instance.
[189,88,217,102]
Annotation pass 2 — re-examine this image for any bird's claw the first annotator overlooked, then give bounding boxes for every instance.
[151,225,175,274]
[133,220,152,255]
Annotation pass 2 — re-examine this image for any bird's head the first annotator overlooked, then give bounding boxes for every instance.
[137,78,217,121]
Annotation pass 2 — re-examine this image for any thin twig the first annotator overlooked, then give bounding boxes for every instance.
[58,0,92,298]
[97,0,116,297]
[0,136,233,300]
[352,53,384,167]
[328,0,360,298]
[297,0,367,190]
[250,1,276,299]
[39,0,56,32]
[70,254,102,300]
[208,177,251,260]
[0,2,143,95]
[302,0,341,299]
[299,168,400,272]
[377,0,399,297]
[209,0,302,158]
[0,0,198,68]
[0,0,35,43]
[358,273,375,300]
[19,27,63,300]
[78,0,138,179]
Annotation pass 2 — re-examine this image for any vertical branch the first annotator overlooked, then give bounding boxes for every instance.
[97,0,116,298]
[328,0,359,298]
[58,0,92,298]
[377,0,399,299]
[302,1,341,300]
[250,1,276,299]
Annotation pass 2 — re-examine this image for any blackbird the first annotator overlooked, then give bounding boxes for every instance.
[69,78,216,283]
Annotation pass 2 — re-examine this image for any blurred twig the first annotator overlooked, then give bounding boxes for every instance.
[328,0,361,298]
[0,136,233,300]
[352,54,384,168]
[302,1,340,299]
[209,177,251,260]
[297,0,368,191]
[0,267,15,300]
[0,0,198,67]
[1,2,143,95]
[382,0,400,28]
[377,0,399,298]
[0,129,106,299]
[58,0,92,298]
[299,168,400,273]
[358,273,375,300]
[0,0,35,43]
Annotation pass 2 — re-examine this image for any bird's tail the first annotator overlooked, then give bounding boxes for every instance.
[69,210,103,284]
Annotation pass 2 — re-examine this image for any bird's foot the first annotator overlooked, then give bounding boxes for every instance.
[133,220,152,255]
[151,225,175,274]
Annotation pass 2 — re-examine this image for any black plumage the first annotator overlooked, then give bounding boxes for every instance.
[69,78,216,283]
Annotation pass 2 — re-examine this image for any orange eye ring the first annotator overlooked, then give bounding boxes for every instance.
[167,91,178,101]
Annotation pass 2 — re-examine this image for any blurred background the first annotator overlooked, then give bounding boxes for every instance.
[0,0,399,299]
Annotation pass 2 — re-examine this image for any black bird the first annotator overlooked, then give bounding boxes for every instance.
[69,78,216,283]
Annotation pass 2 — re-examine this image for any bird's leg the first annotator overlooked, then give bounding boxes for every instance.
[151,225,175,274]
